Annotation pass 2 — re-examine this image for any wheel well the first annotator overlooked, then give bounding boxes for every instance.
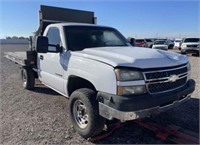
[67,76,96,96]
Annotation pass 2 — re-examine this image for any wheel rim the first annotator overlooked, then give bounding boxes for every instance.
[22,70,27,87]
[73,100,88,129]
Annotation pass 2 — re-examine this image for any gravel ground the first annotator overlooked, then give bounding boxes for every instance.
[0,44,199,144]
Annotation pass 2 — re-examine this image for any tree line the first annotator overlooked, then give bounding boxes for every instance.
[5,36,29,39]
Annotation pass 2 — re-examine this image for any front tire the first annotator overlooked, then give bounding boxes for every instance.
[168,44,173,49]
[181,51,186,55]
[21,68,35,90]
[69,88,105,138]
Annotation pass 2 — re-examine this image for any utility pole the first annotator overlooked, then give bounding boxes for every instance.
[179,33,181,38]
[156,33,158,39]
[135,34,137,38]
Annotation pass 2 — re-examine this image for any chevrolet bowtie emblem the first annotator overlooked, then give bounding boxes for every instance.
[168,75,179,82]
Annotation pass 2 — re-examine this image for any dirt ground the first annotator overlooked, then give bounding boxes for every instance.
[0,44,199,144]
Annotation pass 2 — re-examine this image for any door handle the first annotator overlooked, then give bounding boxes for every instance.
[40,55,44,60]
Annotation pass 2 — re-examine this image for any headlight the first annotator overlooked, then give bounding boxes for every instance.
[181,44,187,48]
[187,62,191,80]
[187,62,191,71]
[115,69,144,81]
[117,85,146,95]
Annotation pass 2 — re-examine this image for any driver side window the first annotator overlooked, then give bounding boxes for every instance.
[46,27,61,51]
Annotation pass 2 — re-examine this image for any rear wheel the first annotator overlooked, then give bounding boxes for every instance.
[69,88,105,138]
[21,68,35,90]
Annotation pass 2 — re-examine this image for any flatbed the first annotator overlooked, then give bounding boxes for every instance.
[4,52,27,66]
[4,51,37,67]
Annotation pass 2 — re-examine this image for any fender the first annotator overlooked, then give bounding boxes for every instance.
[63,56,117,96]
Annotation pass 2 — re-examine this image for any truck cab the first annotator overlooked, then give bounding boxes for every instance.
[37,23,131,96]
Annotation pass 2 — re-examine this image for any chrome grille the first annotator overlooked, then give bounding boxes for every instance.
[145,67,187,80]
[148,77,187,93]
[144,65,188,94]
[187,45,198,48]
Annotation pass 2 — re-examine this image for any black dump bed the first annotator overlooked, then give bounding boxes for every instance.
[36,5,96,36]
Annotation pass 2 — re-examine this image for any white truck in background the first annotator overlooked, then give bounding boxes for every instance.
[174,38,182,49]
[181,38,200,56]
[4,5,195,138]
[152,40,168,50]
[145,39,154,48]
[156,39,174,49]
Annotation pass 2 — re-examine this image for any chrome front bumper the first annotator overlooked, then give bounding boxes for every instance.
[99,93,192,122]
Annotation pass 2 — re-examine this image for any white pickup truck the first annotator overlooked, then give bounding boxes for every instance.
[181,38,200,56]
[5,5,195,138]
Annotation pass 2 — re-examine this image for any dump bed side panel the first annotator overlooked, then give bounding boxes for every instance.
[36,5,95,36]
[41,5,94,24]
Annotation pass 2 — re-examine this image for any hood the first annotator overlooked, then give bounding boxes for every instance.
[72,46,188,69]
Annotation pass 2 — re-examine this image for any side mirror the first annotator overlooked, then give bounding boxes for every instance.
[55,45,63,53]
[36,36,48,53]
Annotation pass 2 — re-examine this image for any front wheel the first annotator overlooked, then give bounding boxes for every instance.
[69,88,105,138]
[197,50,200,57]
[181,51,186,55]
[168,44,173,49]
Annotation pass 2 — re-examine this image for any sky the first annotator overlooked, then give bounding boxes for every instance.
[0,0,199,39]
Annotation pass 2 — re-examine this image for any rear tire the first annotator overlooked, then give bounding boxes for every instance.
[69,88,105,138]
[21,68,35,90]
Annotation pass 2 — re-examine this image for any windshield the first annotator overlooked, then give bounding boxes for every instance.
[157,39,167,41]
[154,41,166,45]
[184,38,200,43]
[136,39,145,43]
[145,39,152,42]
[64,26,129,51]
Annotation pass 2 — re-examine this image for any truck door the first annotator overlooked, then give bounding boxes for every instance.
[37,27,65,94]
